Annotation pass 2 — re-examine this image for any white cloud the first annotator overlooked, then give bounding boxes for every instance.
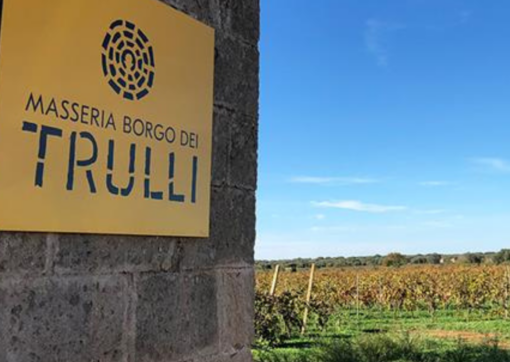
[314,214,326,221]
[313,200,407,214]
[364,20,403,67]
[471,157,510,173]
[290,176,379,185]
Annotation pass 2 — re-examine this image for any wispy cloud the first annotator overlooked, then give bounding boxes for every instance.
[471,157,510,173]
[419,181,455,187]
[310,226,356,233]
[364,20,403,67]
[290,176,379,185]
[313,200,407,214]
[421,220,452,229]
[414,209,447,215]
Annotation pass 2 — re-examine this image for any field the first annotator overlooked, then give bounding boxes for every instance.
[254,265,510,361]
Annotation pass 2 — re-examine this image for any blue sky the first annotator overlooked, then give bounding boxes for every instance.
[256,0,510,260]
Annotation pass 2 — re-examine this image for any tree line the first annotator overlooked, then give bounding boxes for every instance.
[256,249,510,271]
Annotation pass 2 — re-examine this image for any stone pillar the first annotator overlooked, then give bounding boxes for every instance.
[0,0,259,361]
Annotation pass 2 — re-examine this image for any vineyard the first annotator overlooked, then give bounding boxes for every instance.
[257,265,510,315]
[255,264,510,350]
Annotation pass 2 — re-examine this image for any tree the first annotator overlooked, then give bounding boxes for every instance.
[382,253,408,267]
[459,253,483,265]
[494,249,510,264]
[427,253,442,265]
[411,256,428,265]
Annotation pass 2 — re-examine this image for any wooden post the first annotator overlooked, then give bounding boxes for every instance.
[505,266,510,319]
[301,263,316,335]
[356,274,360,329]
[269,265,280,296]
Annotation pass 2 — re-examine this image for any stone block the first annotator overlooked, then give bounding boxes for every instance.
[135,272,219,361]
[220,0,260,46]
[0,233,47,276]
[179,187,255,269]
[214,188,256,266]
[176,237,217,271]
[160,0,221,29]
[212,107,231,186]
[218,269,254,353]
[176,186,223,271]
[54,234,178,275]
[214,34,259,116]
[186,273,219,356]
[229,112,258,190]
[0,276,128,362]
[135,273,187,361]
[159,0,260,46]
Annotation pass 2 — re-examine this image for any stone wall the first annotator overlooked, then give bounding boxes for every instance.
[0,0,259,361]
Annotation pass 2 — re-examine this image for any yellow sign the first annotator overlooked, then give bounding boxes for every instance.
[0,0,215,237]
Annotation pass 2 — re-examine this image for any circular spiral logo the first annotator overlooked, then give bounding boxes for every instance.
[101,20,155,101]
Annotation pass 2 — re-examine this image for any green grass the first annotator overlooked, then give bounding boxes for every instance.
[254,309,510,362]
[329,309,510,341]
[255,335,510,362]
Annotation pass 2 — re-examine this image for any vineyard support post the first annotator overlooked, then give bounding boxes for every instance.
[356,274,360,329]
[270,264,280,296]
[504,266,510,319]
[301,263,316,335]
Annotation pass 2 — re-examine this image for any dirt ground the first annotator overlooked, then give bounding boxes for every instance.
[417,330,510,349]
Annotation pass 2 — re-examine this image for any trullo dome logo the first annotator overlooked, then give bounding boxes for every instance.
[101,20,156,101]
